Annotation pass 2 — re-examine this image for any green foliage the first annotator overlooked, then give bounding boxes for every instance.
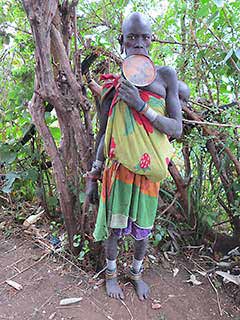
[73,234,90,260]
[50,221,62,237]
[152,225,168,247]
[0,0,239,241]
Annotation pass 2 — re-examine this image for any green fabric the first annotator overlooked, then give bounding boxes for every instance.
[94,87,174,241]
[104,91,174,182]
[93,162,160,241]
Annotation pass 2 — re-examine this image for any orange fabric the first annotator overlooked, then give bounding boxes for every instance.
[102,161,160,200]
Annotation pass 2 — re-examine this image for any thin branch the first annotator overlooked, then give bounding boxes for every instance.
[183,119,240,129]
[153,38,214,48]
[207,27,240,74]
[207,275,223,317]
[183,105,240,176]
[2,22,31,35]
[120,300,133,320]
[159,192,180,216]
[0,252,49,286]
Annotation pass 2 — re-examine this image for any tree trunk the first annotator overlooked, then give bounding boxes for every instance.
[22,0,94,254]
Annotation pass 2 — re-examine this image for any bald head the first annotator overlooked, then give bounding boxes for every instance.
[121,12,152,57]
[122,12,152,35]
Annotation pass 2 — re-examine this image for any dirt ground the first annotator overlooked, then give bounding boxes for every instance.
[0,230,239,320]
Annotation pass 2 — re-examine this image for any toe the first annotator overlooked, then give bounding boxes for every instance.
[120,291,124,300]
[139,294,144,301]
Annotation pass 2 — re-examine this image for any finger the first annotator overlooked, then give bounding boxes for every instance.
[118,90,127,99]
[118,92,128,102]
[120,82,132,91]
[118,87,131,97]
[121,78,133,88]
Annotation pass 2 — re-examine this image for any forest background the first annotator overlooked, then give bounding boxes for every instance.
[0,0,239,259]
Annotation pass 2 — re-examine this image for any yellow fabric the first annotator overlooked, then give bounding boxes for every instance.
[104,91,174,182]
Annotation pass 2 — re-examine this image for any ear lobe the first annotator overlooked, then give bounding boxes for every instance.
[118,34,124,54]
[118,35,123,44]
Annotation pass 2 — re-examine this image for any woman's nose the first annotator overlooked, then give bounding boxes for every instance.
[134,38,144,48]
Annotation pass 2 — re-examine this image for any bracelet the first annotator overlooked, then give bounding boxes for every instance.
[143,107,158,122]
[140,103,150,115]
[84,171,100,181]
[92,160,103,171]
[138,102,147,113]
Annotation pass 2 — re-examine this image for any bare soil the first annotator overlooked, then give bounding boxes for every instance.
[0,230,239,320]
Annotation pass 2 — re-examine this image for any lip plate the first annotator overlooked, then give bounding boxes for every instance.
[122,54,156,87]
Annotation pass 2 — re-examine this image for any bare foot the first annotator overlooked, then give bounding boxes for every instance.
[106,278,124,299]
[131,278,149,301]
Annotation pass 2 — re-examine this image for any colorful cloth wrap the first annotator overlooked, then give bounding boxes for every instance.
[93,75,174,241]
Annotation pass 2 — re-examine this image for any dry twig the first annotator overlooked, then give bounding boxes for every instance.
[207,275,223,317]
[0,252,49,286]
[120,300,134,320]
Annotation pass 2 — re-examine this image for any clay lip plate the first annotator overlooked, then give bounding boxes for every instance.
[122,54,156,87]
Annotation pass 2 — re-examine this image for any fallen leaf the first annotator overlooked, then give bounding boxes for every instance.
[216,271,240,285]
[49,312,56,319]
[148,254,157,261]
[59,297,83,306]
[185,274,202,286]
[23,212,43,228]
[0,221,6,230]
[151,303,162,310]
[163,252,170,261]
[173,267,179,277]
[217,262,232,268]
[5,279,23,291]
[227,246,239,256]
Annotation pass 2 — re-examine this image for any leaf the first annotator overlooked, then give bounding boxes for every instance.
[235,48,240,60]
[50,127,61,141]
[185,274,202,286]
[22,168,38,182]
[173,267,179,277]
[148,254,157,261]
[197,5,209,17]
[206,11,219,24]
[5,279,23,290]
[0,144,17,164]
[49,312,56,320]
[151,302,162,310]
[223,49,233,64]
[216,271,240,285]
[1,172,21,193]
[213,0,224,7]
[59,297,83,306]
[23,212,43,227]
[48,196,58,208]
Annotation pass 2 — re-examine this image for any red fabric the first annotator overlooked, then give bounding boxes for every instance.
[100,74,163,122]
